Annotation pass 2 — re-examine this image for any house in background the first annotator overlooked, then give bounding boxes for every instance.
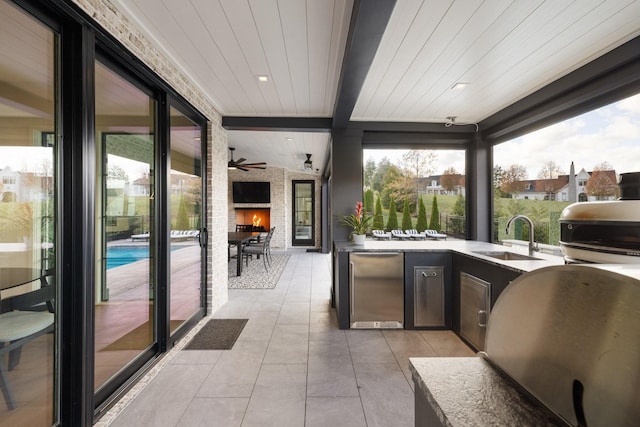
[514,166,617,201]
[420,174,466,197]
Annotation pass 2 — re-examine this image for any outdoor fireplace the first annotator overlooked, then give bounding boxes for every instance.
[235,208,270,231]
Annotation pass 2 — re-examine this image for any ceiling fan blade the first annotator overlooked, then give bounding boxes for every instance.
[236,157,247,164]
[245,165,266,169]
[237,166,249,171]
[241,162,267,167]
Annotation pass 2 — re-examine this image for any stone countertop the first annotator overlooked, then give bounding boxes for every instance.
[409,357,567,427]
[334,239,564,273]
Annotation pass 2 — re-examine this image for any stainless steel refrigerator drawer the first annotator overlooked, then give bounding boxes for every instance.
[349,252,404,329]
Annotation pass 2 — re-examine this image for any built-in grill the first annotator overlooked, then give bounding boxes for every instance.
[559,172,640,264]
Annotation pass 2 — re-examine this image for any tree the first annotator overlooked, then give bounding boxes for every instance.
[371,157,393,194]
[386,198,398,231]
[364,189,374,213]
[108,164,129,182]
[373,196,384,230]
[175,195,190,229]
[415,197,428,231]
[493,165,505,197]
[440,167,459,192]
[428,195,441,231]
[363,158,377,190]
[401,198,412,230]
[537,160,565,179]
[500,164,528,197]
[401,150,437,213]
[586,162,618,200]
[380,164,404,208]
[450,194,466,234]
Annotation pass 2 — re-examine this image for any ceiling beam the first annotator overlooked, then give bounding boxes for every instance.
[221,116,332,132]
[332,0,396,129]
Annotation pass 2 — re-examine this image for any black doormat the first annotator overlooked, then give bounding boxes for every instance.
[184,318,248,350]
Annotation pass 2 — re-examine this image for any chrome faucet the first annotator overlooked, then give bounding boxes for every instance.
[506,214,538,256]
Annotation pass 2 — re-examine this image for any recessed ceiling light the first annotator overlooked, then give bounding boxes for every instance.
[286,137,293,141]
[451,82,469,91]
[257,75,269,82]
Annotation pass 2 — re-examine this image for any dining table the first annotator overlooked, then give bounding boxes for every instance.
[228,231,261,276]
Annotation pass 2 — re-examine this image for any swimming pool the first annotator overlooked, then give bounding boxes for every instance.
[106,246,188,269]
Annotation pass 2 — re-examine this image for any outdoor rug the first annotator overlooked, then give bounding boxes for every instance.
[184,318,248,350]
[228,253,290,289]
[102,320,182,351]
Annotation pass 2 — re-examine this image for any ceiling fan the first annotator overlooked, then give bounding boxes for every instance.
[228,147,267,171]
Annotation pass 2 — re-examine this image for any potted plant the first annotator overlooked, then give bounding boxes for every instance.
[341,201,372,244]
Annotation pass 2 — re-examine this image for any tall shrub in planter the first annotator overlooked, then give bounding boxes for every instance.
[401,198,412,231]
[428,195,441,231]
[386,199,398,231]
[373,197,384,230]
[364,189,374,213]
[416,197,428,231]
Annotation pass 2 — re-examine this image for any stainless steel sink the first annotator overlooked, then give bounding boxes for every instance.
[472,250,541,261]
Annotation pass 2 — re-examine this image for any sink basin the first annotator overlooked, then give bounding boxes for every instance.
[472,250,541,261]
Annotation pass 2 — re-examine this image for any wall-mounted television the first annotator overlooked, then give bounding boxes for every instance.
[232,181,271,203]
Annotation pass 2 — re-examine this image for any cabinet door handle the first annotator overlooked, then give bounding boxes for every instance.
[477,310,487,327]
[422,271,438,277]
[349,262,355,318]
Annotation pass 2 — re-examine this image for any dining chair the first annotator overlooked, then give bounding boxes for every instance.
[229,224,256,261]
[243,227,275,271]
[0,272,55,410]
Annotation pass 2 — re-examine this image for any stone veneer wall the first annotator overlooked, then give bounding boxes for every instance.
[71,0,229,314]
[229,168,321,250]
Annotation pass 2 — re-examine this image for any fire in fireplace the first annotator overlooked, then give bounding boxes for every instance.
[235,208,270,231]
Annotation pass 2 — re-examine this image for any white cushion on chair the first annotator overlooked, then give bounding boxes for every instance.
[0,311,54,342]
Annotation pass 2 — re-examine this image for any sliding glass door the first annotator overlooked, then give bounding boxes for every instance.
[94,60,156,391]
[0,0,57,424]
[168,105,204,334]
[292,180,314,246]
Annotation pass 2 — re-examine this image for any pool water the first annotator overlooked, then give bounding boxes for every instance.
[106,246,187,269]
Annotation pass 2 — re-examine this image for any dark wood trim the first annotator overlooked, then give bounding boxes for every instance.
[332,0,396,129]
[222,116,331,132]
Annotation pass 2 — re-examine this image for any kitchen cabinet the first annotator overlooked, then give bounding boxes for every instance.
[452,253,523,349]
[404,252,452,329]
[459,272,490,351]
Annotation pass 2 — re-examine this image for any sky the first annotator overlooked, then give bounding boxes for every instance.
[364,92,640,179]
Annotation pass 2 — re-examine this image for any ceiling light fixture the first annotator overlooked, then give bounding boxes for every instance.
[304,153,313,171]
[257,75,269,82]
[451,82,469,90]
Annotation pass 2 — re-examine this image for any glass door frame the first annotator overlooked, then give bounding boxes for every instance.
[292,180,315,246]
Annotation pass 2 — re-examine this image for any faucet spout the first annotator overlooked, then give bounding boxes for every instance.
[506,214,537,256]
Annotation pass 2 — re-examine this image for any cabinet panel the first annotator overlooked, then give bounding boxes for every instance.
[414,266,445,327]
[460,272,490,351]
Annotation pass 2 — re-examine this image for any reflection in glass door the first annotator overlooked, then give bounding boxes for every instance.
[0,1,57,424]
[169,106,204,333]
[292,181,314,246]
[94,61,156,391]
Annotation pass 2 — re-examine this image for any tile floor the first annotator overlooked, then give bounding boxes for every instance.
[100,251,475,427]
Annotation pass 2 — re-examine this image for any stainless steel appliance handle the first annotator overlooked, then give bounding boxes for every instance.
[422,271,438,277]
[349,261,355,319]
[478,310,487,328]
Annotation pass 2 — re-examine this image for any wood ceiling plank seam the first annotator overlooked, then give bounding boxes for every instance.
[250,0,294,114]
[191,0,263,114]
[223,0,279,115]
[373,0,485,120]
[356,0,451,119]
[216,0,271,114]
[306,0,334,115]
[467,0,639,118]
[279,0,311,115]
[114,0,232,113]
[352,0,425,119]
[395,0,522,121]
[160,0,242,113]
[323,0,352,117]
[408,0,557,122]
